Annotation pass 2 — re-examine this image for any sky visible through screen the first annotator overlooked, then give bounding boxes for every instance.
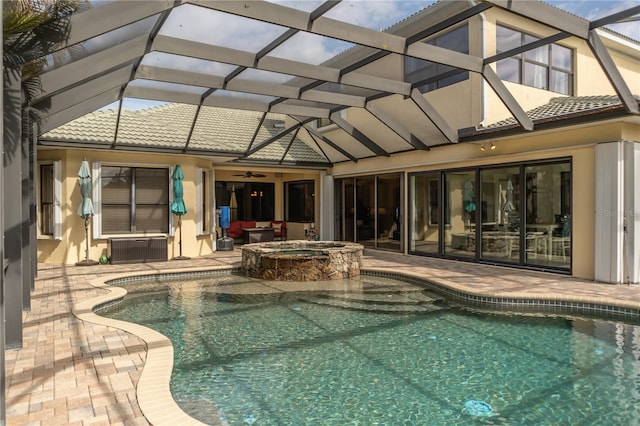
[111,0,639,111]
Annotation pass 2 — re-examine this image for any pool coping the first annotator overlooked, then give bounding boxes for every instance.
[72,265,640,425]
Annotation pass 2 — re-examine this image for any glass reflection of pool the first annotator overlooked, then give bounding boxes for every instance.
[100,274,640,426]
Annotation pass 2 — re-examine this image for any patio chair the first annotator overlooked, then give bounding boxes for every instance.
[270,221,287,240]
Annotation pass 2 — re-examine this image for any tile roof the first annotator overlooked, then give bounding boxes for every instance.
[41,103,329,164]
[484,95,638,129]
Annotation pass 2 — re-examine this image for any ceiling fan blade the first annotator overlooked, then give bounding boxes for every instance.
[231,171,266,178]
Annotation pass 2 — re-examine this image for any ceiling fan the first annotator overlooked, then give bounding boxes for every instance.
[233,171,267,178]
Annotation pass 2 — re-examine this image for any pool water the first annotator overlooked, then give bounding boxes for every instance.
[100,274,640,425]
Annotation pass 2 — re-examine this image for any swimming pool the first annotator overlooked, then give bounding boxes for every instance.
[100,273,640,425]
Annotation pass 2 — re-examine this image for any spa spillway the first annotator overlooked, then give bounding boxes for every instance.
[241,241,364,281]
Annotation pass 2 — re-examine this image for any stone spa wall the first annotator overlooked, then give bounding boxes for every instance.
[241,241,364,281]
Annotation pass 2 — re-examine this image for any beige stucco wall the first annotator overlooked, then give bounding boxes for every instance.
[37,150,219,264]
[478,10,639,125]
[36,152,322,264]
[329,120,637,280]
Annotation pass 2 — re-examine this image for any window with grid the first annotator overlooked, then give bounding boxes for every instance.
[405,24,469,93]
[101,166,169,234]
[496,25,573,95]
[39,164,54,236]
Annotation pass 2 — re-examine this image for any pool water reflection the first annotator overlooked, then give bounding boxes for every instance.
[100,274,640,425]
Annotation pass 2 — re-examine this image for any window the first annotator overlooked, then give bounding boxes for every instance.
[215,181,274,221]
[286,180,315,222]
[405,24,469,93]
[101,166,169,234]
[38,161,61,239]
[39,164,54,235]
[496,25,573,95]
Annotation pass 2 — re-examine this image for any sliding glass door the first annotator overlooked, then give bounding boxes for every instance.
[408,158,571,271]
[335,174,403,252]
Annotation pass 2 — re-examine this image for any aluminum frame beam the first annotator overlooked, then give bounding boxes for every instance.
[481,66,534,131]
[244,120,312,157]
[33,35,148,104]
[202,95,270,112]
[408,89,459,143]
[587,30,639,115]
[137,65,226,90]
[589,6,640,29]
[64,0,176,48]
[330,112,389,157]
[123,85,204,105]
[365,102,429,151]
[39,88,122,134]
[36,66,133,116]
[303,125,358,163]
[482,0,590,38]
[3,73,24,349]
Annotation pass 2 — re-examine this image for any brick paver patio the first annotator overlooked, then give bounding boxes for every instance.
[5,248,640,425]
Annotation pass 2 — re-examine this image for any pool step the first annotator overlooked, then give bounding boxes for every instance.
[326,290,443,305]
[300,291,447,313]
[175,398,227,426]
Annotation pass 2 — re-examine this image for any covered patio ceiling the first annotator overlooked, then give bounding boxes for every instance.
[31,0,640,167]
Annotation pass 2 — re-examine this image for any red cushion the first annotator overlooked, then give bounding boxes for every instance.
[227,221,243,238]
[227,221,257,238]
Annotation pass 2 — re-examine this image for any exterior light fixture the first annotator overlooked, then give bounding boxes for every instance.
[480,143,496,151]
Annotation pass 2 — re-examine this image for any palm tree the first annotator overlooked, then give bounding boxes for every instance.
[3,0,78,154]
[4,0,78,90]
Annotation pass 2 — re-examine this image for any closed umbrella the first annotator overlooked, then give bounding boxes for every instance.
[171,165,189,260]
[230,185,238,222]
[76,159,97,266]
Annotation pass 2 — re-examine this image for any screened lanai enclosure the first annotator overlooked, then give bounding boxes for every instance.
[28,0,639,158]
[2,1,640,422]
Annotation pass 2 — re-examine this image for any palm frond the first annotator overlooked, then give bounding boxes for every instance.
[3,0,78,67]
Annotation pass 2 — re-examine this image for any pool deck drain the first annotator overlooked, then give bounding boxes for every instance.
[7,248,640,425]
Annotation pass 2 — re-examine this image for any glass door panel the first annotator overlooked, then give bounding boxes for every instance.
[376,173,401,252]
[355,177,375,248]
[410,173,439,255]
[344,179,355,242]
[524,162,571,269]
[444,171,476,258]
[479,167,521,263]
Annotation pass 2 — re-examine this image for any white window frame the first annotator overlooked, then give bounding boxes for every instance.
[37,160,62,240]
[93,161,172,239]
[196,167,204,235]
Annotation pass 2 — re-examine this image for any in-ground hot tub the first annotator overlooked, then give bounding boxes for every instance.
[241,241,364,281]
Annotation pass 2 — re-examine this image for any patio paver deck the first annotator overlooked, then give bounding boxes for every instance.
[6,248,640,425]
